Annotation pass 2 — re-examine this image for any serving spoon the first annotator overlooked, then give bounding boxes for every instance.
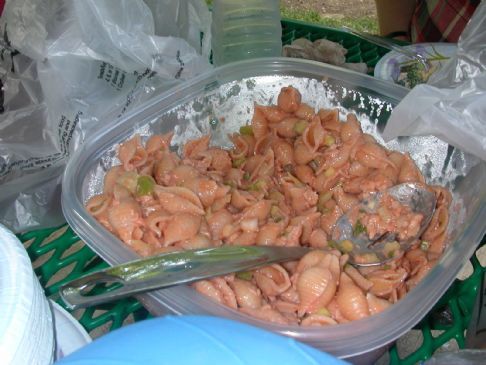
[59,182,436,309]
[342,26,430,72]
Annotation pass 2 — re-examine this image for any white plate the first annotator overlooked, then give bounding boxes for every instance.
[51,300,92,360]
[374,42,457,87]
[0,224,54,365]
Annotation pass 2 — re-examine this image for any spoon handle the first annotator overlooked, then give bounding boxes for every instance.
[342,27,429,70]
[59,246,310,310]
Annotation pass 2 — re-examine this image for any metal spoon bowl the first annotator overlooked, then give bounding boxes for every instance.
[60,183,436,309]
[332,182,437,266]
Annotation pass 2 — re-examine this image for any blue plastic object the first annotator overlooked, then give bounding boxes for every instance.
[56,315,349,365]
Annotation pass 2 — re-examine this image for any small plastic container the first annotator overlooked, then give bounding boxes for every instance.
[211,0,282,66]
[62,58,486,364]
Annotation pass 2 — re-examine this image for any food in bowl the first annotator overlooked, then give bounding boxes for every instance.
[85,86,451,326]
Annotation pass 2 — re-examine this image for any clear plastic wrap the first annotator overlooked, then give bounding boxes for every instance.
[0,0,212,232]
[382,2,486,161]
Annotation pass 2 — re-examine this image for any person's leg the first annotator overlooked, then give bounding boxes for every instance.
[374,0,416,40]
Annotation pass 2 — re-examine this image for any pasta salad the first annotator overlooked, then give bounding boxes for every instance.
[85,86,451,326]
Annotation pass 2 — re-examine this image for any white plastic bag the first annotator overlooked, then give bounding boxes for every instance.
[382,2,486,161]
[0,0,212,232]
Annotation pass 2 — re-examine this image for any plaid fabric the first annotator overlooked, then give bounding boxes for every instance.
[410,0,480,43]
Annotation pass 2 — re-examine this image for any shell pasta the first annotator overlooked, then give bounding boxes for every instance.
[86,86,451,326]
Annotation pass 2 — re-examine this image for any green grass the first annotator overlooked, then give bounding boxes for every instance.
[280,7,378,34]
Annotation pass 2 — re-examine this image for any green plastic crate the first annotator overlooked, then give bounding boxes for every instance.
[19,225,150,336]
[281,18,395,72]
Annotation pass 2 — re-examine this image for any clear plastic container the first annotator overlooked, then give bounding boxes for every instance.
[62,58,486,364]
[211,0,282,66]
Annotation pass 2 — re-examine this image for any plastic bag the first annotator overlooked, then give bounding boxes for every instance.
[0,0,212,232]
[382,2,486,161]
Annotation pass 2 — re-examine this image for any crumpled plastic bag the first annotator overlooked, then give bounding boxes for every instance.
[282,37,368,73]
[0,0,212,232]
[382,2,486,161]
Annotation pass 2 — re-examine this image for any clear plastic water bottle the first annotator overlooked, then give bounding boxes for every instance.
[211,0,282,66]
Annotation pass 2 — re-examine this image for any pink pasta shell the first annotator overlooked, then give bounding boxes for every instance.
[302,115,326,153]
[273,117,299,138]
[301,314,338,326]
[251,104,270,140]
[258,105,290,124]
[254,264,291,297]
[207,209,234,241]
[366,293,391,315]
[277,86,302,113]
[255,223,284,246]
[229,133,255,159]
[162,213,201,245]
[230,278,263,310]
[231,189,257,210]
[336,272,369,321]
[340,113,362,142]
[318,108,341,132]
[293,138,316,165]
[297,266,337,316]
[154,185,204,215]
[182,135,210,159]
[86,194,112,217]
[240,305,290,325]
[295,103,315,121]
[145,132,173,155]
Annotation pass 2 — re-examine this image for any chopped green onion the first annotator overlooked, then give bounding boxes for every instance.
[269,191,284,202]
[357,253,380,265]
[316,307,331,316]
[352,219,367,236]
[236,271,253,281]
[384,241,401,259]
[247,179,266,192]
[223,181,236,188]
[324,167,335,177]
[317,191,332,213]
[232,157,246,168]
[239,125,254,136]
[339,239,354,253]
[136,175,155,196]
[270,205,283,222]
[318,191,332,206]
[293,120,309,135]
[243,171,251,180]
[323,135,335,146]
[328,240,337,249]
[420,241,430,251]
[318,206,330,214]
